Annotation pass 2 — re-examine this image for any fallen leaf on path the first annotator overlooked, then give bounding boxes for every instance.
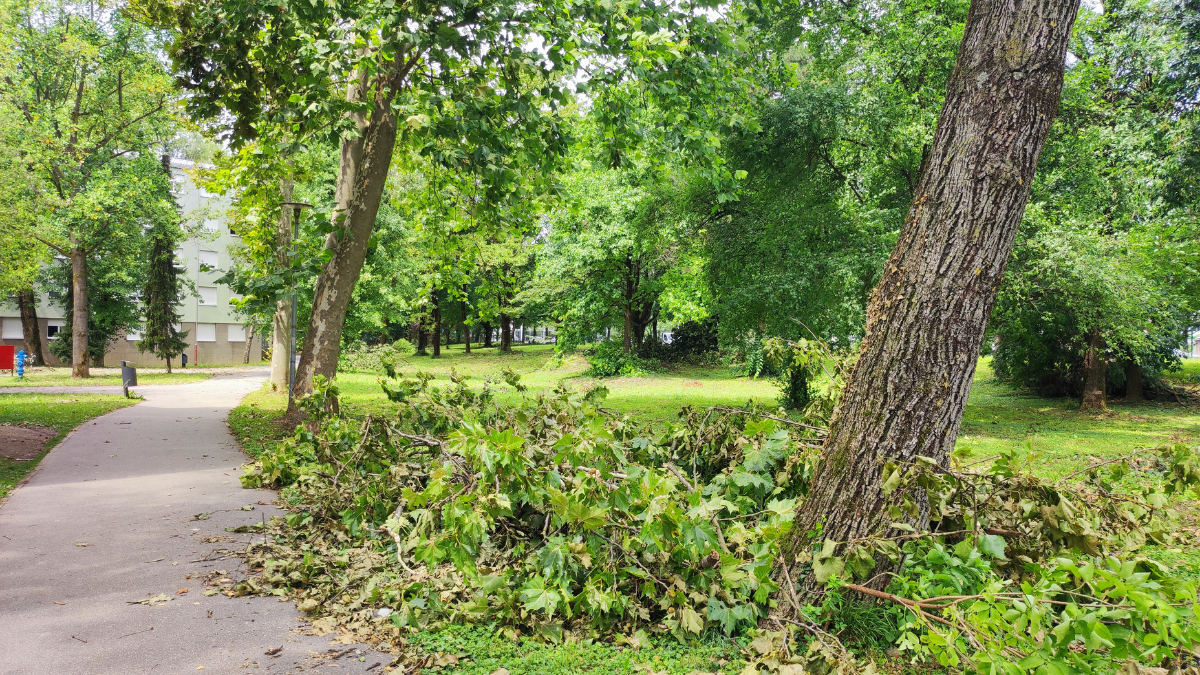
[144,558,164,563]
[74,542,90,547]
[176,588,188,595]
[128,594,172,606]
[203,588,219,596]
[193,513,211,521]
[256,500,267,505]
[240,505,255,511]
[265,646,283,656]
[54,601,66,605]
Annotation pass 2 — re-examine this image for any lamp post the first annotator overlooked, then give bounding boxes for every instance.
[279,202,312,402]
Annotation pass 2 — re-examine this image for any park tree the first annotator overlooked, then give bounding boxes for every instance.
[0,3,173,376]
[536,166,687,353]
[151,0,767,415]
[774,0,1083,599]
[0,109,50,364]
[136,155,190,372]
[990,0,1200,408]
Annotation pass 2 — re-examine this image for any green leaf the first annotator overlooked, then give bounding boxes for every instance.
[978,533,1007,560]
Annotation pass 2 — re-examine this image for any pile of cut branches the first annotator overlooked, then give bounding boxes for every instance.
[235,370,1200,674]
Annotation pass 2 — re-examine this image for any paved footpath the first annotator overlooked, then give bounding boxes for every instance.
[0,372,392,674]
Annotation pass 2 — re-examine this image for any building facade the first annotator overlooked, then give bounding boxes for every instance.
[0,159,262,367]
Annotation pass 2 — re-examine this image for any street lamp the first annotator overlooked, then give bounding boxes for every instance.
[279,202,313,401]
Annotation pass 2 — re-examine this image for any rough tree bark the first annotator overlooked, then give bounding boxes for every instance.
[270,177,294,392]
[1080,330,1107,410]
[17,290,45,365]
[775,0,1081,605]
[70,245,89,378]
[500,313,512,353]
[1124,361,1143,402]
[286,51,420,420]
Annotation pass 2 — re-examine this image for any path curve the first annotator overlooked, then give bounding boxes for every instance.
[0,371,390,674]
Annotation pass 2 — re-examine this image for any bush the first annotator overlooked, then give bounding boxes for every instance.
[338,339,416,374]
[584,339,652,377]
[670,316,718,356]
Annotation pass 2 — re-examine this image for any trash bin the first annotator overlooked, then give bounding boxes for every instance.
[181,353,188,368]
[121,360,137,398]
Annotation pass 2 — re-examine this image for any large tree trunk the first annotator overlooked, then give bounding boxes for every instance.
[17,290,45,365]
[287,58,410,419]
[776,0,1079,605]
[1124,361,1143,402]
[270,177,294,392]
[70,246,90,378]
[1080,331,1107,410]
[500,313,512,353]
[483,322,493,348]
[417,323,429,355]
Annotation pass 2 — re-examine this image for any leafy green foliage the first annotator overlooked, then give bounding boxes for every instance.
[238,374,823,645]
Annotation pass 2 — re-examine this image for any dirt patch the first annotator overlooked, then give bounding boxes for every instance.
[0,424,57,461]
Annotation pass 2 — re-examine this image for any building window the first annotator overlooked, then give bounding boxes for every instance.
[47,321,63,338]
[198,249,219,271]
[228,324,246,342]
[196,323,216,342]
[203,219,221,232]
[198,286,218,306]
[126,327,143,341]
[2,319,21,339]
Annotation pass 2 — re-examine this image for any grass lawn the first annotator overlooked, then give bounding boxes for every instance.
[0,393,136,498]
[0,365,213,387]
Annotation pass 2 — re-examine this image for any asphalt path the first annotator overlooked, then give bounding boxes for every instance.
[0,372,392,674]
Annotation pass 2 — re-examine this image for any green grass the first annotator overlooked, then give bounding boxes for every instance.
[1,366,212,387]
[1163,357,1200,384]
[957,358,1200,481]
[0,393,136,498]
[406,624,742,675]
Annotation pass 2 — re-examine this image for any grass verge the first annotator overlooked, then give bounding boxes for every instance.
[0,393,136,498]
[0,366,212,387]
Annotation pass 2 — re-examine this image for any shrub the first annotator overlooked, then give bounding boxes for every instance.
[338,339,416,374]
[584,339,651,377]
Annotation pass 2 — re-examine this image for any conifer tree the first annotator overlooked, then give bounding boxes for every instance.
[137,157,189,371]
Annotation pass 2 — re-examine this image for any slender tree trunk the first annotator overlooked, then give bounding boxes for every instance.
[244,325,256,364]
[271,177,294,392]
[623,305,633,354]
[70,246,90,378]
[776,0,1080,606]
[1080,331,1107,410]
[432,292,442,358]
[165,356,172,374]
[287,56,412,420]
[500,313,512,353]
[1124,361,1143,402]
[461,299,471,355]
[17,290,45,365]
[483,322,493,348]
[417,323,429,355]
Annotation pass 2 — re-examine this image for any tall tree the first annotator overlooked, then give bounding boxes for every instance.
[775,0,1082,599]
[137,155,189,372]
[158,0,765,414]
[0,4,172,376]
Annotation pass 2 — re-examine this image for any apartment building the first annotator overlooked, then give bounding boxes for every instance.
[0,159,262,367]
